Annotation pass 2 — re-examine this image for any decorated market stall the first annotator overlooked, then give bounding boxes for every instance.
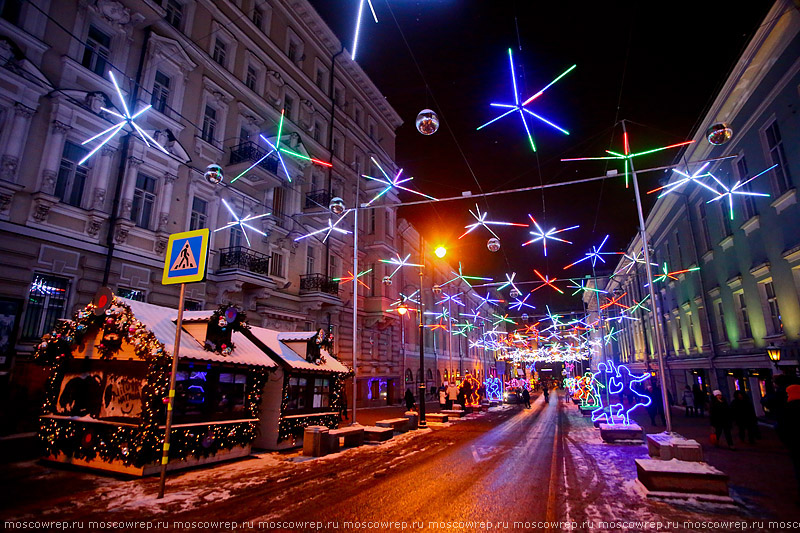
[35,297,276,475]
[244,327,351,450]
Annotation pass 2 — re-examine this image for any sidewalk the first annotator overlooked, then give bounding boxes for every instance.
[342,401,448,427]
[630,404,800,521]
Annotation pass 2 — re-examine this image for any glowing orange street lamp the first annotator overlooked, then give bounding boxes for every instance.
[768,343,781,363]
[397,303,409,316]
[434,246,447,258]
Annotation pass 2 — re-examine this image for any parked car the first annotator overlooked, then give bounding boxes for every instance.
[503,389,521,404]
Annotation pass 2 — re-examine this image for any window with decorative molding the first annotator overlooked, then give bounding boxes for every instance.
[117,287,146,302]
[190,196,207,230]
[201,105,217,144]
[735,155,757,220]
[131,173,157,229]
[245,65,258,91]
[284,93,295,120]
[151,70,171,113]
[212,37,227,66]
[55,141,89,208]
[21,273,69,340]
[736,292,752,339]
[764,120,792,195]
[764,281,783,334]
[164,0,184,30]
[82,24,111,76]
[1,0,23,25]
[697,201,711,251]
[270,251,284,278]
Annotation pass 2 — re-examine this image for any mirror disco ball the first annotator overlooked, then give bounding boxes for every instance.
[415,109,440,135]
[329,197,345,215]
[487,237,501,252]
[706,122,733,145]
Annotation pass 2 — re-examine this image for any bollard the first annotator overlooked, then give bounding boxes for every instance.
[303,425,330,457]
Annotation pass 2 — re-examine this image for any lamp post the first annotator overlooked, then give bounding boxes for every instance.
[768,343,781,373]
[418,240,427,427]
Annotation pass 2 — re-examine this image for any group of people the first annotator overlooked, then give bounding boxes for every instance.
[404,380,488,412]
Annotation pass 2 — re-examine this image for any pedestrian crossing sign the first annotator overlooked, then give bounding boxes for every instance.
[162,228,210,285]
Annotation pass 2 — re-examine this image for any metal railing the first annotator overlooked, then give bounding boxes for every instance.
[305,189,332,210]
[229,141,279,174]
[300,274,339,295]
[218,246,270,276]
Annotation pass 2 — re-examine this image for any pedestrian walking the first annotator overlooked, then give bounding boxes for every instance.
[543,383,550,403]
[404,388,416,412]
[521,387,531,408]
[647,382,666,426]
[682,385,695,417]
[340,387,348,421]
[710,390,735,449]
[446,382,458,410]
[439,387,447,410]
[777,382,800,502]
[731,390,758,444]
[693,383,706,417]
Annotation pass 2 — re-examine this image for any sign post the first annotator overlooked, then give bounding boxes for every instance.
[157,228,209,499]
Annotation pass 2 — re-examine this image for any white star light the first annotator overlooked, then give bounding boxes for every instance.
[214,199,270,247]
[294,211,353,243]
[564,235,620,270]
[379,253,423,279]
[650,162,718,198]
[522,214,578,256]
[458,204,526,239]
[79,71,169,165]
[707,165,776,221]
[363,157,437,206]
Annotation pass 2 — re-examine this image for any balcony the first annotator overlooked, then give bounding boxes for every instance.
[300,274,339,296]
[305,189,332,211]
[218,246,270,276]
[227,141,281,187]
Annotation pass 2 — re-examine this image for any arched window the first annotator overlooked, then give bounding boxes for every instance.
[405,369,413,383]
[426,369,433,381]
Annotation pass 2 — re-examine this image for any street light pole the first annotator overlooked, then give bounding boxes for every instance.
[624,120,673,434]
[418,235,427,426]
[351,178,360,425]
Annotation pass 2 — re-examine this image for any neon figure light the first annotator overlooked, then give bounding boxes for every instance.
[477,48,575,152]
[485,376,502,402]
[79,71,170,165]
[214,199,270,247]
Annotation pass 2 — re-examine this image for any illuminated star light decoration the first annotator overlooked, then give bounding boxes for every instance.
[652,263,700,284]
[459,204,526,239]
[231,109,332,184]
[563,235,621,270]
[522,214,579,257]
[214,199,270,247]
[334,269,372,290]
[437,291,465,308]
[706,164,776,220]
[561,131,694,188]
[647,162,718,198]
[615,249,658,276]
[350,0,378,61]
[600,292,629,311]
[475,291,503,308]
[388,289,421,314]
[379,253,423,279]
[509,293,536,311]
[496,272,522,294]
[363,157,437,206]
[477,48,575,152]
[531,269,564,294]
[567,278,607,297]
[79,71,170,165]
[294,212,353,243]
[443,262,493,288]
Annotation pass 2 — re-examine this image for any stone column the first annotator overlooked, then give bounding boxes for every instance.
[157,172,177,232]
[39,121,71,195]
[91,146,116,211]
[0,103,35,182]
[119,157,143,220]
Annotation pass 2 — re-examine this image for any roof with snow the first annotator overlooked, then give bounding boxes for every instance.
[120,299,277,369]
[248,326,350,374]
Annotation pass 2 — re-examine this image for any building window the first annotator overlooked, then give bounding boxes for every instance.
[738,293,752,339]
[21,273,69,340]
[201,105,217,144]
[329,255,338,279]
[354,106,362,126]
[765,120,792,195]
[252,6,264,29]
[55,141,90,208]
[736,156,757,220]
[131,173,157,229]
[1,0,23,25]
[270,251,284,277]
[315,67,327,92]
[287,377,307,410]
[674,231,683,269]
[332,135,341,159]
[716,301,728,342]
[184,299,203,311]
[283,94,294,118]
[306,245,315,275]
[368,264,376,297]
[218,371,247,412]
[245,65,257,91]
[212,38,227,66]
[697,201,711,251]
[367,208,375,234]
[151,71,171,113]
[719,202,732,237]
[312,378,330,408]
[368,121,375,140]
[764,281,783,334]
[164,0,184,30]
[272,186,285,216]
[313,120,322,143]
[333,86,342,106]
[229,225,243,247]
[116,287,145,301]
[287,41,298,62]
[189,197,208,231]
[82,25,111,77]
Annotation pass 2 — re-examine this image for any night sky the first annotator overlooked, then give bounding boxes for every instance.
[308,0,773,313]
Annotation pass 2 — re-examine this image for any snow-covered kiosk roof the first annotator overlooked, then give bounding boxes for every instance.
[246,326,350,374]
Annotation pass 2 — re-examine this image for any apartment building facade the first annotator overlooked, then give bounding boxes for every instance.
[0,0,496,430]
[602,0,800,412]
